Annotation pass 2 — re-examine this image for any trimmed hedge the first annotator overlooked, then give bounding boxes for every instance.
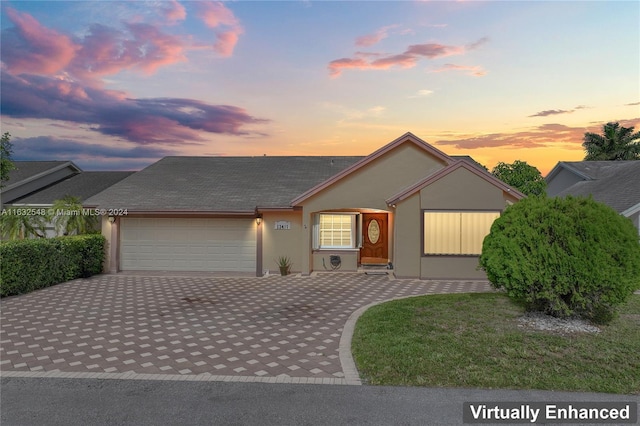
[0,234,105,297]
[480,195,640,324]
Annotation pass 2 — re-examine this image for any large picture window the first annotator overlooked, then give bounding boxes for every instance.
[423,211,499,255]
[314,213,360,249]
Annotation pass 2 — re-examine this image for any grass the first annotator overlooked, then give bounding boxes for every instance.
[352,293,640,394]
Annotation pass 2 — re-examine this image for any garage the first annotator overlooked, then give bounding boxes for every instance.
[120,218,256,272]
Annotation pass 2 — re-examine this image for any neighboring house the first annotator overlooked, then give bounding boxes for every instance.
[1,161,133,237]
[1,161,81,208]
[546,161,640,236]
[85,133,524,279]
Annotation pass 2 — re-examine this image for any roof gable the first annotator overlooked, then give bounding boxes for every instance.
[551,161,640,213]
[386,159,525,205]
[291,132,452,206]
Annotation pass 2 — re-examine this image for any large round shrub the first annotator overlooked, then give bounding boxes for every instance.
[480,195,640,323]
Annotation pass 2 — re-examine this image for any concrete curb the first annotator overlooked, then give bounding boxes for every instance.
[0,370,350,385]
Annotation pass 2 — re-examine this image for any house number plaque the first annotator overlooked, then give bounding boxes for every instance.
[368,219,380,244]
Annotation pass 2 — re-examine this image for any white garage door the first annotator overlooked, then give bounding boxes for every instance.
[120,218,256,272]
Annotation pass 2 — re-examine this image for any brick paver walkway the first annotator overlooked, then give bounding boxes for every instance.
[0,273,491,384]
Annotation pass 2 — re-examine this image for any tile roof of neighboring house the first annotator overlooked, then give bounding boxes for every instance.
[552,161,640,213]
[84,156,363,212]
[12,171,134,205]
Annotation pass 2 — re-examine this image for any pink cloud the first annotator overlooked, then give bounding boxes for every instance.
[355,25,399,47]
[329,37,487,77]
[162,0,187,24]
[0,5,267,146]
[196,1,239,28]
[1,7,79,75]
[433,120,640,150]
[328,58,370,77]
[431,63,486,76]
[194,1,243,56]
[213,30,241,57]
[1,71,269,143]
[68,23,187,82]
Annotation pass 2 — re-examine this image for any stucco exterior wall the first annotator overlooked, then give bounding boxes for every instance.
[299,142,446,274]
[261,211,303,275]
[302,143,445,213]
[392,194,421,278]
[416,167,516,279]
[101,215,114,273]
[312,250,358,272]
[420,256,486,279]
[419,167,510,210]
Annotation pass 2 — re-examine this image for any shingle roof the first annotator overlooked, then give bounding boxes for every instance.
[85,156,363,211]
[554,161,640,213]
[4,161,72,185]
[13,171,134,205]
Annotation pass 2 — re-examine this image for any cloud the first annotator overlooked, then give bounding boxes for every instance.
[528,109,574,117]
[528,105,593,117]
[625,102,640,106]
[162,0,187,24]
[355,25,399,47]
[1,71,268,144]
[0,6,267,145]
[434,120,640,150]
[408,89,434,98]
[405,43,465,58]
[195,1,243,57]
[12,136,174,170]
[1,7,79,75]
[328,37,487,77]
[69,23,188,82]
[430,63,486,76]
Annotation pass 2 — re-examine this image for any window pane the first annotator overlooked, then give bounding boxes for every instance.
[424,212,461,254]
[318,214,354,248]
[424,211,500,255]
[460,212,500,254]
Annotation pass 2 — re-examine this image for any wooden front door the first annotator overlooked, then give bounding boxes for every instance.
[360,213,388,264]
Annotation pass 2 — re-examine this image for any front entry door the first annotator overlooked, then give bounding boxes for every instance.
[360,213,388,264]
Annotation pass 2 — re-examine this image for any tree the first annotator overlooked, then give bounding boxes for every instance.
[0,208,47,240]
[1,132,15,188]
[480,196,640,324]
[491,160,546,196]
[51,195,98,236]
[582,122,640,160]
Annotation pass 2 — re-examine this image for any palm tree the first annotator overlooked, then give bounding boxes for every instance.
[0,207,47,240]
[582,122,640,160]
[51,195,98,236]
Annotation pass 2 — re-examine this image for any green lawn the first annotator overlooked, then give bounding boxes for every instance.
[352,293,640,394]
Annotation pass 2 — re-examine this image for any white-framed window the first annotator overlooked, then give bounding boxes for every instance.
[423,211,500,255]
[313,213,361,249]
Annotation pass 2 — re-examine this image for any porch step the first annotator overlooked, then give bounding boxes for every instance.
[364,270,389,276]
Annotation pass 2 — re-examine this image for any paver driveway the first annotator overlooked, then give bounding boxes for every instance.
[1,273,491,384]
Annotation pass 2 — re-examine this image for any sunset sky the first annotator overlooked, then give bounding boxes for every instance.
[1,0,638,176]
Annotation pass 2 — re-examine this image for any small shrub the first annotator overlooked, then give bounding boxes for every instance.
[0,234,105,297]
[480,196,640,324]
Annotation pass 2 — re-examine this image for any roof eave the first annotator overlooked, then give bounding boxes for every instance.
[3,161,82,192]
